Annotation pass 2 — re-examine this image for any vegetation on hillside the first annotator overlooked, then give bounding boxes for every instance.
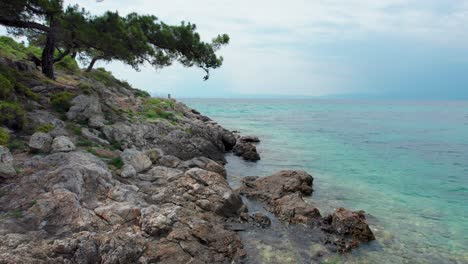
[0,1,229,79]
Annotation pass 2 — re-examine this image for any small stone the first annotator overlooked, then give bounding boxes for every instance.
[120,164,137,178]
[28,132,53,153]
[51,136,76,153]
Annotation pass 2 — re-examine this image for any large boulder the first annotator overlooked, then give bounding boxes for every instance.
[28,132,53,153]
[66,95,105,128]
[178,156,226,177]
[120,148,152,173]
[51,136,76,153]
[0,146,16,178]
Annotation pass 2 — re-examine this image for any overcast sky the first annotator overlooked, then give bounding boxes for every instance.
[4,1,468,98]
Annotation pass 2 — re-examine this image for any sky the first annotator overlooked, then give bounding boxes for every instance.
[3,0,468,99]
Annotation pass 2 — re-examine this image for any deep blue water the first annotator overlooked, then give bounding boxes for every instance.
[182,99,468,263]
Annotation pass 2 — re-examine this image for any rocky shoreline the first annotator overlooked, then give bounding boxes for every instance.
[0,56,375,263]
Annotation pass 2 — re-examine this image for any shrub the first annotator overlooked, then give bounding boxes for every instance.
[0,101,26,129]
[35,123,55,133]
[78,83,94,95]
[0,127,10,145]
[66,122,82,135]
[0,73,14,100]
[7,138,27,150]
[86,68,132,89]
[15,83,39,101]
[51,91,75,112]
[133,89,150,98]
[109,156,124,169]
[55,55,79,73]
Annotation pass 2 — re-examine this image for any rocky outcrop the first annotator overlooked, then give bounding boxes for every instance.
[120,148,152,173]
[237,170,375,252]
[0,146,16,179]
[233,135,260,161]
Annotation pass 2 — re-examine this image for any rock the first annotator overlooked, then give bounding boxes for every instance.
[158,155,181,168]
[184,168,244,217]
[250,213,271,228]
[239,135,260,143]
[140,204,180,236]
[145,148,163,164]
[66,95,105,128]
[94,203,141,225]
[322,208,375,252]
[26,110,68,137]
[0,146,16,178]
[139,166,184,182]
[81,127,109,145]
[178,156,226,177]
[120,164,137,178]
[51,136,76,153]
[233,141,260,161]
[88,115,105,129]
[237,171,375,252]
[28,132,53,153]
[120,148,152,173]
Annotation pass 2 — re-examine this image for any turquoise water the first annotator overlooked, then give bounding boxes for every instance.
[182,99,468,263]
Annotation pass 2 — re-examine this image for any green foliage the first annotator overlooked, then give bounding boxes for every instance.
[139,97,177,122]
[110,140,122,151]
[78,83,94,95]
[55,55,79,73]
[0,36,42,60]
[15,83,39,101]
[0,127,10,145]
[109,156,124,169]
[0,101,26,129]
[1,210,23,219]
[51,91,75,112]
[7,138,27,150]
[133,89,150,97]
[86,68,132,89]
[0,72,14,99]
[35,123,55,133]
[76,139,96,147]
[66,122,82,135]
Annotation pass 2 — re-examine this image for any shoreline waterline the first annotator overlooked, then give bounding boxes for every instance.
[184,98,468,263]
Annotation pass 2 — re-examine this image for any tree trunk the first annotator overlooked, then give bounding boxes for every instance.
[41,17,57,79]
[86,57,99,72]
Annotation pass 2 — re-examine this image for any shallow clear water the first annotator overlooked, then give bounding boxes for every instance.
[182,99,468,263]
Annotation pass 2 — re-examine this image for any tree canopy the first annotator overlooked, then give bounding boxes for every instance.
[0,1,229,80]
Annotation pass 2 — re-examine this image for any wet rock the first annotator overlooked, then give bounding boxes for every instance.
[51,136,76,153]
[239,135,260,143]
[28,132,53,153]
[250,213,271,228]
[233,141,260,161]
[120,148,152,173]
[0,146,16,178]
[237,170,375,252]
[322,208,375,252]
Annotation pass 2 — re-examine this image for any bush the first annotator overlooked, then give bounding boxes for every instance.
[15,83,39,101]
[0,74,14,100]
[78,83,94,95]
[55,55,79,73]
[0,101,26,129]
[87,68,132,89]
[7,138,27,150]
[0,127,10,145]
[35,123,55,133]
[51,91,75,112]
[133,89,150,98]
[109,156,124,169]
[0,36,41,60]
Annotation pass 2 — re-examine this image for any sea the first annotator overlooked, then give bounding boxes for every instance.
[182,98,468,264]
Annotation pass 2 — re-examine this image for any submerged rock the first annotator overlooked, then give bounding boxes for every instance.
[238,170,375,252]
